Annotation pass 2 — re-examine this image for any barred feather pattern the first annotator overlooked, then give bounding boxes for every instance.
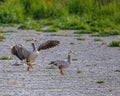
[38,40,60,51]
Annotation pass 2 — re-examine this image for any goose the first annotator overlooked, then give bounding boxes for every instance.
[49,50,73,75]
[11,39,60,72]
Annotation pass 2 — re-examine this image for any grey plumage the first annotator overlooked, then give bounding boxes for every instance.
[11,44,31,60]
[49,50,72,75]
[11,40,60,72]
[37,40,60,51]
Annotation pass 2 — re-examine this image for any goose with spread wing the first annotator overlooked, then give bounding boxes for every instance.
[11,39,60,72]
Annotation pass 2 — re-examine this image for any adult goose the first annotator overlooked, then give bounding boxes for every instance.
[11,39,60,72]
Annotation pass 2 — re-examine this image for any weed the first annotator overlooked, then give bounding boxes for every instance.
[0,35,6,41]
[0,56,12,60]
[76,37,85,41]
[70,42,74,45]
[99,30,120,36]
[94,38,103,42]
[41,26,59,32]
[86,65,91,67]
[18,20,42,31]
[0,30,4,33]
[96,80,104,84]
[0,30,16,33]
[77,68,81,73]
[109,89,112,92]
[0,0,120,35]
[115,69,120,72]
[108,41,120,47]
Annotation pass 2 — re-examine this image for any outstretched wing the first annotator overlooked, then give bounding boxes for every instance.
[38,40,60,51]
[11,44,30,60]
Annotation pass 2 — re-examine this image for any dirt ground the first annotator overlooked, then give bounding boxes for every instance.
[0,26,120,96]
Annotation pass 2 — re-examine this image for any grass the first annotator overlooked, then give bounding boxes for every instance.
[0,35,6,41]
[94,38,103,42]
[0,30,16,33]
[108,41,120,47]
[77,68,81,73]
[74,29,120,37]
[115,69,120,72]
[0,30,4,33]
[41,26,59,32]
[76,37,85,41]
[70,42,74,45]
[109,90,112,92]
[0,56,12,60]
[18,20,42,31]
[96,80,104,84]
[86,64,91,67]
[0,0,120,35]
[74,30,93,34]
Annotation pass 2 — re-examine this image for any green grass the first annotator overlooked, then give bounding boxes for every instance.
[77,68,81,73]
[0,56,12,60]
[98,30,120,36]
[108,41,120,47]
[0,35,6,41]
[76,37,85,41]
[115,69,120,72]
[74,29,93,34]
[41,26,59,32]
[18,20,42,31]
[0,30,16,33]
[94,38,103,42]
[96,80,104,84]
[70,42,74,45]
[0,0,120,35]
[0,30,4,33]
[86,64,91,67]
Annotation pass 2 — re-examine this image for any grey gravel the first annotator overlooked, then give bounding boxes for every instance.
[0,26,120,96]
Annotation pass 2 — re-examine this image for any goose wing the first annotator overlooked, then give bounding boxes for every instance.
[37,40,60,51]
[11,44,30,60]
[49,60,67,66]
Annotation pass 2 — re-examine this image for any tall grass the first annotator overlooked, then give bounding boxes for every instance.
[0,0,120,34]
[0,0,24,24]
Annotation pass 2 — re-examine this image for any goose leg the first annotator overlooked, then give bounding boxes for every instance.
[26,63,33,72]
[27,66,30,72]
[59,68,64,75]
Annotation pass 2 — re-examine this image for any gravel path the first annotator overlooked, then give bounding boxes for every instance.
[0,26,120,96]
